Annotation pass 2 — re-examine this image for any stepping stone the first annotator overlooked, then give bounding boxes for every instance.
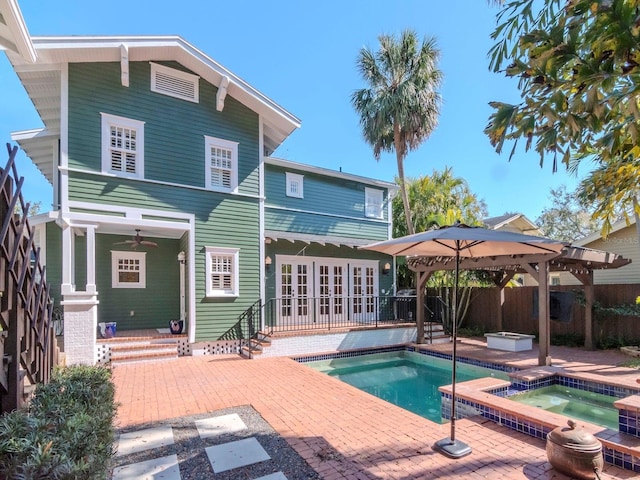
[116,425,174,457]
[112,454,181,480]
[255,472,288,480]
[195,413,247,439]
[205,437,270,473]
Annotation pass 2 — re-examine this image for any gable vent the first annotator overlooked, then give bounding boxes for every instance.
[150,62,199,103]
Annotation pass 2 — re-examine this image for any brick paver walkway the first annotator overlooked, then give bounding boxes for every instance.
[112,342,639,479]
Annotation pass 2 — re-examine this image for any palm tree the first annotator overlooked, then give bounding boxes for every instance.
[352,29,442,235]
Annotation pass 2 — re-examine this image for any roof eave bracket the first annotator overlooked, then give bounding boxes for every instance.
[120,44,129,87]
[216,75,230,111]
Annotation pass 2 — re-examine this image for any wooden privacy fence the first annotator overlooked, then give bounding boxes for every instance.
[0,144,58,414]
[466,284,640,341]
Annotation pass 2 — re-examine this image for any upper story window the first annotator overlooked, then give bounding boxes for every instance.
[205,136,238,193]
[150,62,199,103]
[205,246,239,297]
[365,187,384,219]
[101,113,145,179]
[112,250,146,288]
[286,172,304,198]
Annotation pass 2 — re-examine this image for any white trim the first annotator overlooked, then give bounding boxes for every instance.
[100,113,145,179]
[258,116,266,324]
[60,63,69,212]
[150,62,199,103]
[204,135,238,193]
[285,172,304,198]
[111,250,146,288]
[64,166,263,200]
[265,204,389,224]
[365,187,384,219]
[205,246,239,297]
[0,0,37,63]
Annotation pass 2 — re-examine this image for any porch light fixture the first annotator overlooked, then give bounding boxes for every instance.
[265,255,272,271]
[177,251,186,264]
[382,262,391,275]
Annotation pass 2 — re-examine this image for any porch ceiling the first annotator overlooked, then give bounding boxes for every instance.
[265,230,374,248]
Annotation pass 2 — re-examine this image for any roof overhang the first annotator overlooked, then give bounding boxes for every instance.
[0,0,36,63]
[265,230,377,249]
[11,128,57,182]
[7,35,301,180]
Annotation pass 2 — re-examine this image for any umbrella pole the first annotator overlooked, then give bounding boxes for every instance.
[433,247,472,459]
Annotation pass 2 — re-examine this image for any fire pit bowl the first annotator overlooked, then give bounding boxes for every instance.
[546,420,604,480]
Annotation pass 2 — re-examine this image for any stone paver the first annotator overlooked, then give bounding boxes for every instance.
[112,454,181,480]
[195,412,247,439]
[112,341,637,479]
[255,473,288,480]
[205,437,271,473]
[116,425,174,457]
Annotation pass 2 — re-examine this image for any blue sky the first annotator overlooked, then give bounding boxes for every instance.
[0,0,582,221]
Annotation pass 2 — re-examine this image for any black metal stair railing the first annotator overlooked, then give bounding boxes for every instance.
[217,299,262,358]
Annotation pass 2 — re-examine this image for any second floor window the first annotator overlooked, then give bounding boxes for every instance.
[286,172,304,198]
[365,187,384,219]
[205,136,238,193]
[101,113,145,179]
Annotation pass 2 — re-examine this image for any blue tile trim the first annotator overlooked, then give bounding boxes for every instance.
[293,345,405,364]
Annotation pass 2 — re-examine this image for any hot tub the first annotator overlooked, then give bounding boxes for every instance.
[485,332,534,352]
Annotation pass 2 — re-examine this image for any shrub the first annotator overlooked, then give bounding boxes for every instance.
[0,365,117,480]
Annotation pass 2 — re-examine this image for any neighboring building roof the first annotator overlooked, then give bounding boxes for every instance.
[266,157,398,192]
[4,29,301,182]
[574,217,635,246]
[484,213,542,236]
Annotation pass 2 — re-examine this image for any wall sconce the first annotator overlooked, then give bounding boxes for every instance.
[265,255,272,271]
[383,262,391,275]
[177,251,186,264]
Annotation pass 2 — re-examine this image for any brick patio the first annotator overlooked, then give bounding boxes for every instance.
[112,340,639,479]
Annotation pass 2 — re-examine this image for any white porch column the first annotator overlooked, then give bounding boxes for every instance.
[85,225,97,294]
[178,251,186,321]
[61,224,75,294]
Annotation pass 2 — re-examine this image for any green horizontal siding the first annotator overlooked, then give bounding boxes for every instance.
[265,164,389,221]
[264,208,389,241]
[45,222,62,307]
[68,62,260,195]
[68,172,261,340]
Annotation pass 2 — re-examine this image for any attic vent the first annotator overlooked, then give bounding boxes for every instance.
[150,62,199,103]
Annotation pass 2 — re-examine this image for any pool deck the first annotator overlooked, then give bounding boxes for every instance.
[112,339,640,479]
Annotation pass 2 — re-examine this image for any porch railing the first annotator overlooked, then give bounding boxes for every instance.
[217,299,262,358]
[1,144,58,413]
[262,295,436,334]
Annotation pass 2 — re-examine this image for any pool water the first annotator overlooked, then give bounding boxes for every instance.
[307,351,508,423]
[509,385,618,430]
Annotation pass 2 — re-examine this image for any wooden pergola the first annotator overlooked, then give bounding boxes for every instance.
[408,246,631,366]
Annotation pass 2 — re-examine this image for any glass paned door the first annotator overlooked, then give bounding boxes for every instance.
[350,263,378,322]
[316,263,346,323]
[278,260,311,325]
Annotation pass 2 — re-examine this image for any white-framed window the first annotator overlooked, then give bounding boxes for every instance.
[204,136,238,193]
[111,251,146,288]
[365,187,384,219]
[205,246,239,297]
[286,172,304,198]
[101,113,145,179]
[150,62,199,103]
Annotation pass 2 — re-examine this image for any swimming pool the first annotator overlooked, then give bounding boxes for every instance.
[306,351,508,423]
[508,385,619,430]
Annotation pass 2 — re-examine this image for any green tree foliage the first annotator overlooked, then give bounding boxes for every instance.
[392,169,488,291]
[352,30,442,235]
[535,185,601,241]
[485,0,640,233]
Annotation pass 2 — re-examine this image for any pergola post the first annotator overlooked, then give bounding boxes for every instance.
[572,270,595,349]
[537,261,551,366]
[415,271,430,343]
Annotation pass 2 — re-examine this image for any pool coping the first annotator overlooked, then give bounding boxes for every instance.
[294,343,640,473]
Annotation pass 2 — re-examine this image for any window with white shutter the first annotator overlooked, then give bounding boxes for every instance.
[286,172,304,198]
[101,113,145,179]
[205,246,239,297]
[204,136,238,193]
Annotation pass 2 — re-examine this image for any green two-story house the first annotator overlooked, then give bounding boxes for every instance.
[2,1,396,364]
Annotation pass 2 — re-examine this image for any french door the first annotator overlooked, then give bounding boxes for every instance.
[276,256,378,325]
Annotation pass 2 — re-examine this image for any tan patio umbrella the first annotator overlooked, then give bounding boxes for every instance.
[361,222,567,459]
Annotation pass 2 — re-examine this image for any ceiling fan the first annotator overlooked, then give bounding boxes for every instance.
[114,229,158,249]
